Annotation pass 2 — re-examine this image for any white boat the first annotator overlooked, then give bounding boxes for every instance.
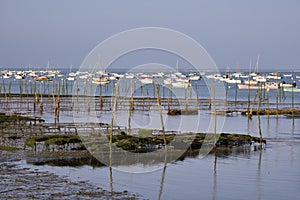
[280,82,296,88]
[152,72,164,78]
[2,73,11,79]
[57,73,64,78]
[186,73,201,81]
[265,82,279,89]
[140,78,153,84]
[176,77,189,83]
[66,76,76,81]
[188,75,201,81]
[15,74,25,80]
[244,80,258,85]
[111,73,124,79]
[76,71,91,79]
[283,73,293,77]
[124,73,135,79]
[29,72,37,78]
[267,73,282,80]
[92,77,110,84]
[240,75,250,79]
[231,72,243,78]
[172,81,190,88]
[163,78,173,85]
[225,78,241,84]
[283,87,300,92]
[206,74,222,80]
[163,77,190,88]
[238,84,260,90]
[92,55,110,85]
[239,82,279,90]
[109,76,117,80]
[253,75,267,82]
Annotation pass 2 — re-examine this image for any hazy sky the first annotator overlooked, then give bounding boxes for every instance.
[0,0,299,71]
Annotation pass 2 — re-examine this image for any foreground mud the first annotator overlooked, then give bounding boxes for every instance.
[0,151,136,199]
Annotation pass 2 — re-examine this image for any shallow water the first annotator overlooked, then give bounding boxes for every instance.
[2,70,300,199]
[14,115,299,199]
[19,139,300,200]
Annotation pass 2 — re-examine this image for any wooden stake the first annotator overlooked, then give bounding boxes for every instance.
[155,83,166,146]
[257,83,263,147]
[292,87,294,126]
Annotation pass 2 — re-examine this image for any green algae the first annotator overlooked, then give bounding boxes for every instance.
[0,146,21,151]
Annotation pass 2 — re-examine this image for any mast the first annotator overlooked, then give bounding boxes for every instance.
[97,55,101,75]
[255,55,260,73]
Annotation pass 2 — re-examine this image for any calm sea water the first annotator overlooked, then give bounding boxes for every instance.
[19,140,300,199]
[2,69,300,199]
[14,111,299,200]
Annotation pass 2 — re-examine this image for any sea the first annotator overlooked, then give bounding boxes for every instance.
[1,67,300,199]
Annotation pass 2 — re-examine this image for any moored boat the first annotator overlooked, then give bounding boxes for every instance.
[238,84,260,90]
[140,76,153,84]
[35,76,52,81]
[92,76,110,84]
[283,87,300,92]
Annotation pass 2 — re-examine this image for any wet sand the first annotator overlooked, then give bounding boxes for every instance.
[0,151,137,199]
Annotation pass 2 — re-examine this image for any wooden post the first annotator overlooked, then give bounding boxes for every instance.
[128,80,134,133]
[257,83,263,147]
[110,83,118,143]
[155,83,166,146]
[168,84,172,111]
[25,78,29,110]
[247,75,251,120]
[66,78,68,96]
[281,85,286,101]
[225,82,228,107]
[249,88,259,120]
[8,78,12,98]
[39,83,43,115]
[235,82,238,106]
[100,84,103,110]
[276,80,279,119]
[130,80,134,111]
[292,87,294,126]
[195,84,199,107]
[146,84,150,111]
[185,85,188,111]
[19,79,23,99]
[212,82,217,145]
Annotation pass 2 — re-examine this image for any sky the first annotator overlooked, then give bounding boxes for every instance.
[0,0,299,71]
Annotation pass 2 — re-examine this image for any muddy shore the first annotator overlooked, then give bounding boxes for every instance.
[0,150,137,199]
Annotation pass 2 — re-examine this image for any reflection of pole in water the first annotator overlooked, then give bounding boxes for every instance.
[158,146,167,200]
[109,165,114,197]
[212,150,217,200]
[256,148,262,200]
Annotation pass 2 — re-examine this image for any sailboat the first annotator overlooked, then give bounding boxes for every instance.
[92,55,110,85]
[283,87,300,92]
